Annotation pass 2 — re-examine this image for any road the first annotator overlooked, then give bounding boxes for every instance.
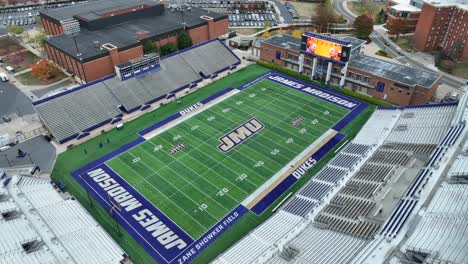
[332,0,356,23]
[331,0,466,89]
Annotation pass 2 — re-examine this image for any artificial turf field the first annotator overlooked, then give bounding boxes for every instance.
[52,64,375,264]
[106,79,348,239]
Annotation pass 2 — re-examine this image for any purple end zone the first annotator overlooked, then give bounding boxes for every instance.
[73,164,194,263]
[251,132,345,215]
[173,205,249,264]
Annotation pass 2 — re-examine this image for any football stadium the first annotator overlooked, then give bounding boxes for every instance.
[1,1,467,263]
[5,34,464,264]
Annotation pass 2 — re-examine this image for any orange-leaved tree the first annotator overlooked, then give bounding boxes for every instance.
[31,60,57,80]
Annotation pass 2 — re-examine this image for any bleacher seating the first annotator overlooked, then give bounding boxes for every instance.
[35,39,240,143]
[448,156,468,183]
[0,175,126,264]
[268,226,368,264]
[401,184,468,263]
[213,211,303,264]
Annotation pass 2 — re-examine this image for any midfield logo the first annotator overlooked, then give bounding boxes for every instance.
[218,118,264,152]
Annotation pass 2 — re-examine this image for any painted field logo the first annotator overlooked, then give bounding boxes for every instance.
[218,118,264,152]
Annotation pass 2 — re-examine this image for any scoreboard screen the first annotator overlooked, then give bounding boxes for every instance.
[300,33,351,63]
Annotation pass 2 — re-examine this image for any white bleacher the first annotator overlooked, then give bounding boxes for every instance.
[385,105,456,144]
[448,155,468,183]
[352,109,400,145]
[213,211,303,264]
[0,175,126,264]
[401,184,468,263]
[267,226,368,264]
[0,250,59,264]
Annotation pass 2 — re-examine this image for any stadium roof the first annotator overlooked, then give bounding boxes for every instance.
[44,7,227,62]
[261,34,440,89]
[349,54,441,89]
[40,0,159,22]
[0,175,125,264]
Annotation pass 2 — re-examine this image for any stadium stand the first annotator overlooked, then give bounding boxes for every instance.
[0,174,126,264]
[400,184,468,263]
[214,91,468,264]
[34,39,240,144]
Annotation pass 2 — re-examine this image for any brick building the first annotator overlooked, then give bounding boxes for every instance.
[414,0,468,61]
[40,0,228,82]
[386,0,422,32]
[260,34,441,106]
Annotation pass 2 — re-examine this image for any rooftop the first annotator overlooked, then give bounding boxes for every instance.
[261,34,441,89]
[349,54,441,88]
[391,3,422,11]
[40,0,158,22]
[44,7,226,61]
[425,0,468,10]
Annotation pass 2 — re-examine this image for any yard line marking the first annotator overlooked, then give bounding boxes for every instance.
[126,151,221,221]
[163,125,272,188]
[153,127,263,192]
[186,119,280,174]
[237,88,336,131]
[137,143,240,211]
[144,136,254,197]
[119,153,214,230]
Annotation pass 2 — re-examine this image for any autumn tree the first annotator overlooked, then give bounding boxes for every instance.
[353,14,373,40]
[313,0,338,33]
[387,19,405,41]
[31,60,58,80]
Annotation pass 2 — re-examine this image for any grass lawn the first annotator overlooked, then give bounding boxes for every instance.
[390,35,417,52]
[0,36,23,56]
[348,1,386,23]
[452,62,468,79]
[375,49,392,58]
[3,50,41,72]
[15,70,66,86]
[289,2,320,18]
[438,61,468,79]
[51,63,375,264]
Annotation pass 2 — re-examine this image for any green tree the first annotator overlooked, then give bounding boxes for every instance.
[33,33,46,47]
[160,43,178,56]
[353,14,374,40]
[177,32,193,50]
[7,25,24,35]
[375,9,387,24]
[142,40,158,54]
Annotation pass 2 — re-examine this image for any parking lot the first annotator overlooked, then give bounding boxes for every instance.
[0,1,88,30]
[228,13,277,27]
[185,0,278,28]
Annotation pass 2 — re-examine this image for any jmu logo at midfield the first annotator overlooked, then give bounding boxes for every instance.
[218,118,264,152]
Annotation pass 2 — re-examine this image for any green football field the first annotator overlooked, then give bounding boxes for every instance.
[106,79,349,239]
